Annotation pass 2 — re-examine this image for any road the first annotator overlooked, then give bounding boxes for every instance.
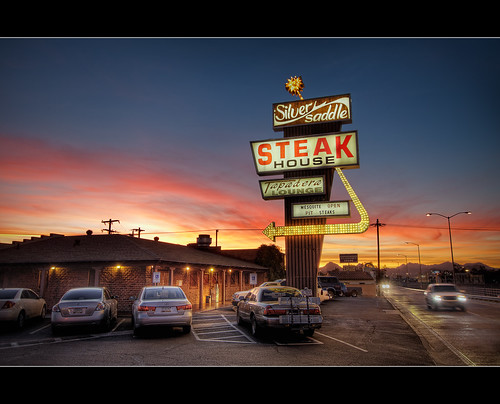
[0,287,498,366]
[384,286,500,366]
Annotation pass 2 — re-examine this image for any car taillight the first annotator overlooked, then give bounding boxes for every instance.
[1,301,15,309]
[176,304,192,311]
[137,305,156,311]
[263,306,287,316]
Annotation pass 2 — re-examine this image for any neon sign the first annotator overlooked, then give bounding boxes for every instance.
[262,168,369,241]
[250,131,359,176]
[259,176,325,200]
[273,94,352,131]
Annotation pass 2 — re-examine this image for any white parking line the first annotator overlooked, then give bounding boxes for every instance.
[315,331,368,352]
[29,323,51,334]
[191,313,256,344]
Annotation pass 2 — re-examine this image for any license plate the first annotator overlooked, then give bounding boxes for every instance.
[158,307,171,313]
[70,308,84,314]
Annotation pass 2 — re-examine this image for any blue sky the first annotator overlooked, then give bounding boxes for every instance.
[1,37,499,267]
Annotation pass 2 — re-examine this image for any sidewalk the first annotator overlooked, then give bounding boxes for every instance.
[191,300,233,313]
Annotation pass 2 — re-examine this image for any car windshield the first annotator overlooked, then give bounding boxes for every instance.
[260,287,302,302]
[61,289,103,300]
[433,285,458,293]
[0,290,18,299]
[142,288,186,300]
[318,277,339,287]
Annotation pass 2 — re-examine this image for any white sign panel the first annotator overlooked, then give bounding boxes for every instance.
[292,200,350,219]
[152,272,161,284]
[249,272,258,285]
[250,131,359,176]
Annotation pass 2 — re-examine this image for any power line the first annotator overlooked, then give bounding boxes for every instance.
[101,218,120,234]
[384,223,500,232]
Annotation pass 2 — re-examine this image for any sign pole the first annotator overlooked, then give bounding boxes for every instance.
[283,121,340,295]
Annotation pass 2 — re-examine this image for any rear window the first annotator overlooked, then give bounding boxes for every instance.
[260,287,302,302]
[61,289,103,300]
[0,290,18,299]
[142,288,186,300]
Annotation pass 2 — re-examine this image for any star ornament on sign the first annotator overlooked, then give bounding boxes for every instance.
[285,75,305,100]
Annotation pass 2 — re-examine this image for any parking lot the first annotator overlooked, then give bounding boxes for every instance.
[0,292,438,366]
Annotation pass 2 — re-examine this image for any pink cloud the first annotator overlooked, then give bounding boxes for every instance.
[0,134,278,244]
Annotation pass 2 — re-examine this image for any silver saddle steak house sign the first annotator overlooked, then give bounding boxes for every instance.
[272,94,352,130]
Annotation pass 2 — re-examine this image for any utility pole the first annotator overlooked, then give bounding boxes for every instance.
[131,227,145,238]
[101,218,120,234]
[370,219,386,288]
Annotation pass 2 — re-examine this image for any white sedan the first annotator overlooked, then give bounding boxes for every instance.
[0,288,47,328]
[424,283,467,311]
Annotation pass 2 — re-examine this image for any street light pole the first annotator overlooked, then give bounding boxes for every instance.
[426,211,471,283]
[405,242,422,288]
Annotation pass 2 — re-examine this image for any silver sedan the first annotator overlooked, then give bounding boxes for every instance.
[131,286,192,336]
[51,287,118,333]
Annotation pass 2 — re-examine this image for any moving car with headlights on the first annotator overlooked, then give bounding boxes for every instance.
[131,286,192,336]
[237,286,322,337]
[0,288,47,328]
[424,283,467,311]
[51,287,118,333]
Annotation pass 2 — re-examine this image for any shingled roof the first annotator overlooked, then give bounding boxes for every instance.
[0,233,266,271]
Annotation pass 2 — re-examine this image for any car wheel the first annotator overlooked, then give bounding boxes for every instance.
[351,290,358,297]
[39,305,47,321]
[100,313,111,332]
[133,326,142,337]
[303,328,315,337]
[16,311,26,329]
[237,308,244,326]
[250,314,262,337]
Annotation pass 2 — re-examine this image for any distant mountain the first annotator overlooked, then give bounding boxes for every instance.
[383,261,499,277]
[319,261,499,277]
[319,262,343,272]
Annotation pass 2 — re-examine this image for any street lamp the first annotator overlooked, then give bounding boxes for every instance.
[405,242,422,288]
[426,211,471,282]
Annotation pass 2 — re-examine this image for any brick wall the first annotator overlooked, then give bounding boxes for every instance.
[0,263,267,314]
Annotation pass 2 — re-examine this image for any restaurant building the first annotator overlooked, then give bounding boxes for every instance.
[0,232,268,313]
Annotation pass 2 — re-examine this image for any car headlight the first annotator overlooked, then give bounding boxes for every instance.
[433,295,442,301]
[458,295,467,302]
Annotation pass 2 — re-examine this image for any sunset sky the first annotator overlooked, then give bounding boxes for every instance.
[1,38,499,269]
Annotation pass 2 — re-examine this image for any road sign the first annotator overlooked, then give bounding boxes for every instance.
[340,253,358,263]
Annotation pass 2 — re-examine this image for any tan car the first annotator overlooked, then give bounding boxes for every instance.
[0,288,47,328]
